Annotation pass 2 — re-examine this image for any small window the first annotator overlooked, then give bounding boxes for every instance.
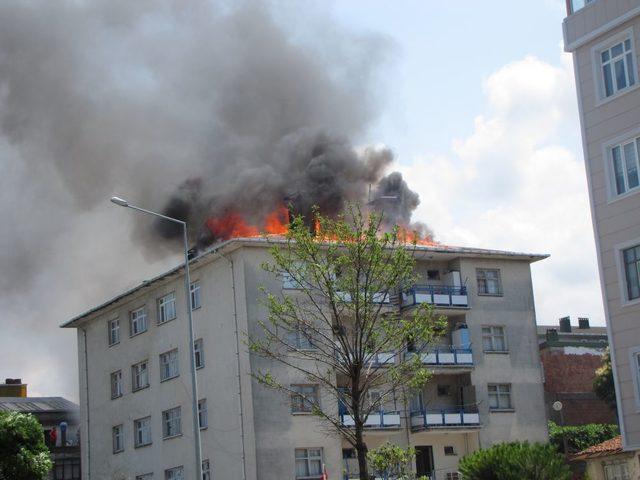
[108,319,120,346]
[295,448,323,479]
[482,326,507,352]
[198,399,208,429]
[600,37,636,98]
[136,474,153,480]
[164,466,184,480]
[160,349,179,381]
[488,384,512,410]
[444,446,456,456]
[134,416,152,447]
[446,474,460,480]
[437,385,451,397]
[162,407,182,438]
[623,245,640,300]
[427,269,440,280]
[286,326,314,350]
[477,269,502,296]
[190,281,201,310]
[342,448,356,459]
[110,370,123,399]
[130,307,147,336]
[291,385,319,413]
[609,139,640,197]
[132,360,149,391]
[202,460,211,480]
[112,424,124,453]
[158,292,177,324]
[194,339,205,369]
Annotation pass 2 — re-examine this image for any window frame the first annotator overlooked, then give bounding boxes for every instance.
[164,466,184,480]
[614,236,640,308]
[108,318,120,346]
[162,406,182,439]
[159,349,179,382]
[476,269,503,296]
[132,360,150,391]
[112,424,124,453]
[291,385,319,414]
[628,346,640,411]
[133,416,152,448]
[194,338,205,369]
[190,280,202,310]
[286,326,315,351]
[157,292,177,324]
[130,306,148,337]
[135,475,153,480]
[198,398,208,429]
[481,325,508,353]
[592,28,639,105]
[295,447,324,480]
[202,459,211,480]
[488,383,513,411]
[110,370,123,399]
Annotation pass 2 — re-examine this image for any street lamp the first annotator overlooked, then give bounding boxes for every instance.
[552,401,569,456]
[110,196,203,479]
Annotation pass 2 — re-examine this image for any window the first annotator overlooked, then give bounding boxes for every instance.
[136,474,153,480]
[198,399,208,429]
[446,474,460,480]
[291,385,318,413]
[295,448,323,479]
[482,326,507,352]
[111,370,123,399]
[600,37,636,98]
[158,292,177,324]
[623,245,640,300]
[488,384,512,410]
[427,269,440,280]
[444,446,456,456]
[108,319,120,346]
[160,349,179,381]
[164,467,184,480]
[610,138,640,197]
[194,339,205,369]
[162,407,182,438]
[410,391,423,412]
[202,460,211,480]
[132,360,149,391]
[112,424,124,453]
[190,281,201,310]
[53,458,81,480]
[437,385,451,397]
[569,0,596,14]
[603,459,631,480]
[130,307,147,336]
[134,416,152,447]
[287,326,314,350]
[477,269,502,295]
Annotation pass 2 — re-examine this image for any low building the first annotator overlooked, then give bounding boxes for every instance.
[0,378,81,480]
[573,435,638,480]
[538,318,614,425]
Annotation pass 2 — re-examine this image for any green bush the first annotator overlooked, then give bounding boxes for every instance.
[458,441,570,480]
[548,421,619,455]
[0,411,52,480]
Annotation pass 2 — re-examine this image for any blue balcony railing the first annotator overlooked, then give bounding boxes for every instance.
[341,410,401,429]
[401,285,468,308]
[410,408,480,429]
[406,347,473,366]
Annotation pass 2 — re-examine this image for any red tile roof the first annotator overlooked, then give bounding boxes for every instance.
[573,435,623,460]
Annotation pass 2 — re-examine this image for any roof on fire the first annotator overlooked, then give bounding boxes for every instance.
[61,236,548,328]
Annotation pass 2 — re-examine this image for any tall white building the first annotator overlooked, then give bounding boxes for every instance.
[564,0,640,451]
[63,238,547,480]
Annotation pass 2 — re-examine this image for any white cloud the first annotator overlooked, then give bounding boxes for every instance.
[398,54,604,326]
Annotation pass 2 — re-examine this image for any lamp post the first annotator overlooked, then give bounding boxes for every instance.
[552,400,569,456]
[110,196,202,479]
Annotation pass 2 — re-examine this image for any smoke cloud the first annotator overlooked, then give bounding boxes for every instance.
[0,0,429,397]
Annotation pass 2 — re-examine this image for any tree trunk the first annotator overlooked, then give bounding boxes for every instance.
[355,422,369,480]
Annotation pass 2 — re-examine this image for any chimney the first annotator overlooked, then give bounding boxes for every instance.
[0,378,27,397]
[578,317,590,329]
[559,316,572,333]
[546,328,559,342]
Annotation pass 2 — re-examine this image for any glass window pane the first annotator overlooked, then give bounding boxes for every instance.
[613,146,626,194]
[624,142,639,189]
[295,459,308,477]
[629,261,640,300]
[602,50,610,63]
[604,64,614,97]
[612,43,624,58]
[628,53,636,86]
[625,39,632,51]
[615,59,628,90]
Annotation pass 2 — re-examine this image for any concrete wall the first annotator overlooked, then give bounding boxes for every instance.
[565,0,640,449]
[583,451,639,480]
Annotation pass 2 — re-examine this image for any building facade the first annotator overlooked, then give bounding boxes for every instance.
[564,0,640,450]
[63,238,548,480]
[537,317,614,425]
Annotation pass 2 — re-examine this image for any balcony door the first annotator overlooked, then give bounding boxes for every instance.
[415,446,434,478]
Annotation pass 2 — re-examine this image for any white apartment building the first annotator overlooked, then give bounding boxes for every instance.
[62,238,548,480]
[564,0,640,451]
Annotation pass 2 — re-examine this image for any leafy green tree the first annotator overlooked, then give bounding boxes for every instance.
[594,348,617,412]
[367,443,428,480]
[250,206,444,480]
[548,421,619,455]
[458,441,570,480]
[0,411,52,480]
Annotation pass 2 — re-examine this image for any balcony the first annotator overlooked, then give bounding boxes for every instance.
[407,347,473,367]
[341,410,401,429]
[401,285,468,309]
[410,409,480,430]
